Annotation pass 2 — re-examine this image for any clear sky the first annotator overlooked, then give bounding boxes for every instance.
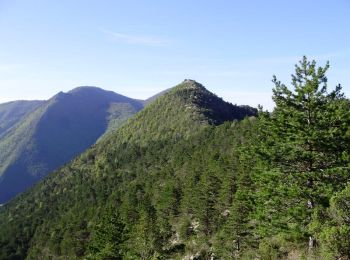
[0,0,349,110]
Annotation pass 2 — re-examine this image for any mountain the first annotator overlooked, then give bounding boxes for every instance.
[0,86,143,203]
[0,100,44,138]
[143,87,171,105]
[0,80,257,259]
[1,59,348,259]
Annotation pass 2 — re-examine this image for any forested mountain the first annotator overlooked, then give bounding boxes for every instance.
[0,58,349,260]
[0,100,44,137]
[0,79,257,259]
[143,88,171,105]
[0,87,143,203]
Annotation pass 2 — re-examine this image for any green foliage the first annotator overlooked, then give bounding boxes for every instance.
[88,207,126,259]
[0,61,348,260]
[310,183,350,258]
[0,80,256,259]
[253,56,350,257]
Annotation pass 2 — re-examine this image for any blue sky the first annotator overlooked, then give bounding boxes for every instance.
[0,0,349,110]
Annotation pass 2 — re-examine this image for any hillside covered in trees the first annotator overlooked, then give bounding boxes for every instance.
[0,58,349,259]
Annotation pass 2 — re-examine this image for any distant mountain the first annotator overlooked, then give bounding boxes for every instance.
[0,86,143,203]
[0,80,257,259]
[143,87,171,105]
[0,100,44,138]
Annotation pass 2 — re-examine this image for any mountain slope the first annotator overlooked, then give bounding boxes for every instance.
[0,100,44,138]
[0,87,143,203]
[0,80,257,259]
[111,79,256,144]
[143,87,171,105]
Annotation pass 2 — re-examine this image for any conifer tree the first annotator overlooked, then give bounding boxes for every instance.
[216,170,254,258]
[197,168,221,238]
[125,207,161,260]
[256,56,350,249]
[88,207,126,259]
[219,119,257,258]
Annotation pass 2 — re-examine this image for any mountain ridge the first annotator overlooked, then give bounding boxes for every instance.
[0,100,45,138]
[0,86,144,203]
[0,80,257,259]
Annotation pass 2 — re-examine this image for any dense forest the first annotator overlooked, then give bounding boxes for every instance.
[0,57,349,259]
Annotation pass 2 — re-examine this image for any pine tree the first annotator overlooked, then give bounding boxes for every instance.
[88,207,126,259]
[216,170,254,258]
[256,56,350,249]
[196,167,221,238]
[125,208,161,260]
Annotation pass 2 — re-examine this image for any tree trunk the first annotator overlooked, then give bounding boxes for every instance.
[308,236,315,251]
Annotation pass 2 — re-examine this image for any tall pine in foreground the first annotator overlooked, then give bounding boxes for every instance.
[255,56,350,255]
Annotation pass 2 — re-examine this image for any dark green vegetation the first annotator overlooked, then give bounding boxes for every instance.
[0,80,256,259]
[0,87,143,203]
[0,57,349,259]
